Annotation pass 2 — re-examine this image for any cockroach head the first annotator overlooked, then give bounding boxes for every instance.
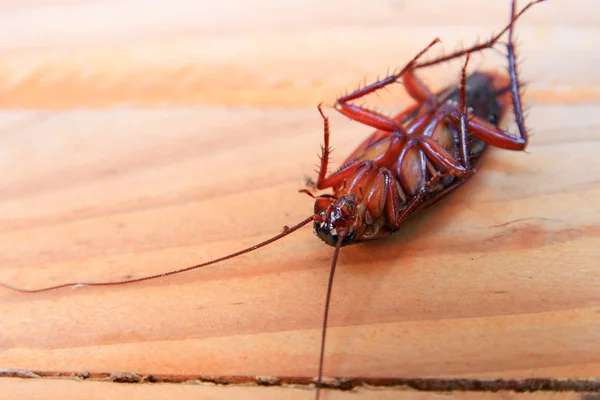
[313,193,359,247]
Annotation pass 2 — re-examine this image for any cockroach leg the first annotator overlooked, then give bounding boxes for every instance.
[337,37,440,103]
[458,54,472,169]
[411,0,542,154]
[313,103,333,189]
[450,113,527,150]
[507,0,530,144]
[314,160,367,191]
[335,100,405,133]
[382,170,403,230]
[402,68,435,105]
[388,170,452,230]
[333,38,441,133]
[447,17,530,154]
[414,0,546,70]
[417,136,469,178]
[298,189,316,198]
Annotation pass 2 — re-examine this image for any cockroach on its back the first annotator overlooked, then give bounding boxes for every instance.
[310,69,513,248]
[0,1,546,399]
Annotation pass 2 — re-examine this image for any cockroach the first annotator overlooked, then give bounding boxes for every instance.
[0,1,545,399]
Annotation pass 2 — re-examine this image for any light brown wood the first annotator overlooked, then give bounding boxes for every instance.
[1,378,596,400]
[3,378,600,400]
[0,0,599,399]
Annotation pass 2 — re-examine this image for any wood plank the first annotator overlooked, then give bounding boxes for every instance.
[0,378,596,400]
[0,0,599,399]
[0,0,598,108]
[0,104,598,387]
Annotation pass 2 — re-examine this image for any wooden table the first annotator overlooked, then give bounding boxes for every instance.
[1,1,598,399]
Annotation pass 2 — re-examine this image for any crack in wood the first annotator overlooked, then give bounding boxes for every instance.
[0,370,598,392]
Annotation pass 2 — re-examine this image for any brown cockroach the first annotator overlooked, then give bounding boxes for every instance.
[0,0,545,398]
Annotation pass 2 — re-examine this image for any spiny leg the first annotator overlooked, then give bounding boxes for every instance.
[458,53,472,170]
[506,0,530,146]
[311,103,332,190]
[450,113,527,150]
[414,0,546,69]
[310,0,540,195]
[445,0,532,151]
[338,38,440,104]
[417,0,541,151]
[335,0,546,112]
[404,18,533,214]
[305,103,366,192]
[322,0,540,191]
[333,38,440,133]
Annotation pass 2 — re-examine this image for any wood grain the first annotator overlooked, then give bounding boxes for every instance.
[0,0,599,399]
[2,378,598,400]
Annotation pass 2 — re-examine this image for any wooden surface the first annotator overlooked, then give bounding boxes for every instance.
[1,379,599,400]
[1,0,599,399]
[2,379,599,400]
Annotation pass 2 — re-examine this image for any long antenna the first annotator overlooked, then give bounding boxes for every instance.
[0,215,315,293]
[315,232,345,400]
